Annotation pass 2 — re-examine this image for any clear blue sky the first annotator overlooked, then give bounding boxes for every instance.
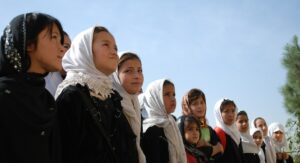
[1,0,299,127]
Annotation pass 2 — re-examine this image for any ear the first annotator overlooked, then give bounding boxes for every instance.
[27,43,35,53]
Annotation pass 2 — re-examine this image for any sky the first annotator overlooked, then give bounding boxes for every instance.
[0,0,299,127]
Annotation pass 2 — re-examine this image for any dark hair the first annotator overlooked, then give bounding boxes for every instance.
[177,115,201,144]
[118,52,141,71]
[237,110,248,117]
[94,26,109,34]
[0,12,64,75]
[163,79,174,87]
[220,99,236,112]
[253,117,265,127]
[182,88,206,118]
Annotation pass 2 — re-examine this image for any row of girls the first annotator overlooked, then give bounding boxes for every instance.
[0,12,294,163]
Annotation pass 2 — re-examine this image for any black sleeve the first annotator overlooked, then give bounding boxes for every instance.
[208,126,220,145]
[141,126,169,163]
[56,86,86,163]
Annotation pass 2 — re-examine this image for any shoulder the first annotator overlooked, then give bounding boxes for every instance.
[144,126,165,137]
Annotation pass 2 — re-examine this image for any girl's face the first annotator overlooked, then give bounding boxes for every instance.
[163,84,176,114]
[27,24,64,73]
[253,131,263,146]
[189,97,206,118]
[221,104,236,125]
[93,31,118,75]
[272,131,284,142]
[236,114,249,133]
[255,119,268,137]
[118,59,144,94]
[184,123,200,145]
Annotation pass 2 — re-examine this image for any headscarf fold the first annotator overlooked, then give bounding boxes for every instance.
[112,51,146,163]
[141,79,187,163]
[214,98,241,145]
[55,26,113,99]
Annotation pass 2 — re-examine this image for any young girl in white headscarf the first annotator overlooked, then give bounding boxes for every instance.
[268,122,294,163]
[140,79,187,163]
[236,111,260,163]
[213,98,243,163]
[112,51,146,163]
[253,117,277,163]
[55,26,139,163]
[250,127,266,163]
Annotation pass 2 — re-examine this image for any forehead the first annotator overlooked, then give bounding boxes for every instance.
[237,114,248,120]
[163,84,175,91]
[93,31,114,42]
[222,103,235,110]
[256,119,266,125]
[253,131,262,137]
[185,122,198,128]
[120,59,141,68]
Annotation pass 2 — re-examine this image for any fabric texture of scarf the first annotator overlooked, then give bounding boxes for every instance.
[111,52,146,163]
[55,26,113,99]
[214,98,241,145]
[141,79,187,163]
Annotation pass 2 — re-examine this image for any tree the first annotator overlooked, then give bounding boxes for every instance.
[281,35,300,162]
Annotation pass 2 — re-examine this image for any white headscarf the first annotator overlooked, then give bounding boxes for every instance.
[112,51,146,163]
[268,122,288,153]
[251,118,276,163]
[240,129,260,154]
[250,128,265,163]
[141,79,186,163]
[214,98,241,145]
[55,26,113,99]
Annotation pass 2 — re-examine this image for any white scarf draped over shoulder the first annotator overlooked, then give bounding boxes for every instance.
[55,26,113,99]
[214,98,241,145]
[111,51,146,163]
[141,79,186,163]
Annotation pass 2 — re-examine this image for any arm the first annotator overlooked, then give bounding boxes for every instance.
[56,86,86,162]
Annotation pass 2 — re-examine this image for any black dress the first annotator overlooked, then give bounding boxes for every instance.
[0,73,61,163]
[56,84,138,163]
[141,126,169,163]
[215,133,243,163]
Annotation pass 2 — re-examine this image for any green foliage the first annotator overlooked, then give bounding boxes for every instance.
[285,118,300,162]
[281,35,300,117]
[282,35,300,162]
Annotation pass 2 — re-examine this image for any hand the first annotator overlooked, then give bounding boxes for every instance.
[282,152,289,160]
[276,152,283,160]
[212,143,224,156]
[196,139,209,147]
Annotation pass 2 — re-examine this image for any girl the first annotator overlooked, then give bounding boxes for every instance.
[177,115,208,163]
[253,117,277,163]
[0,12,64,163]
[236,111,260,163]
[55,26,138,163]
[112,51,146,163]
[181,88,223,162]
[213,98,243,163]
[45,31,71,96]
[250,128,266,163]
[140,79,186,163]
[268,122,294,163]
